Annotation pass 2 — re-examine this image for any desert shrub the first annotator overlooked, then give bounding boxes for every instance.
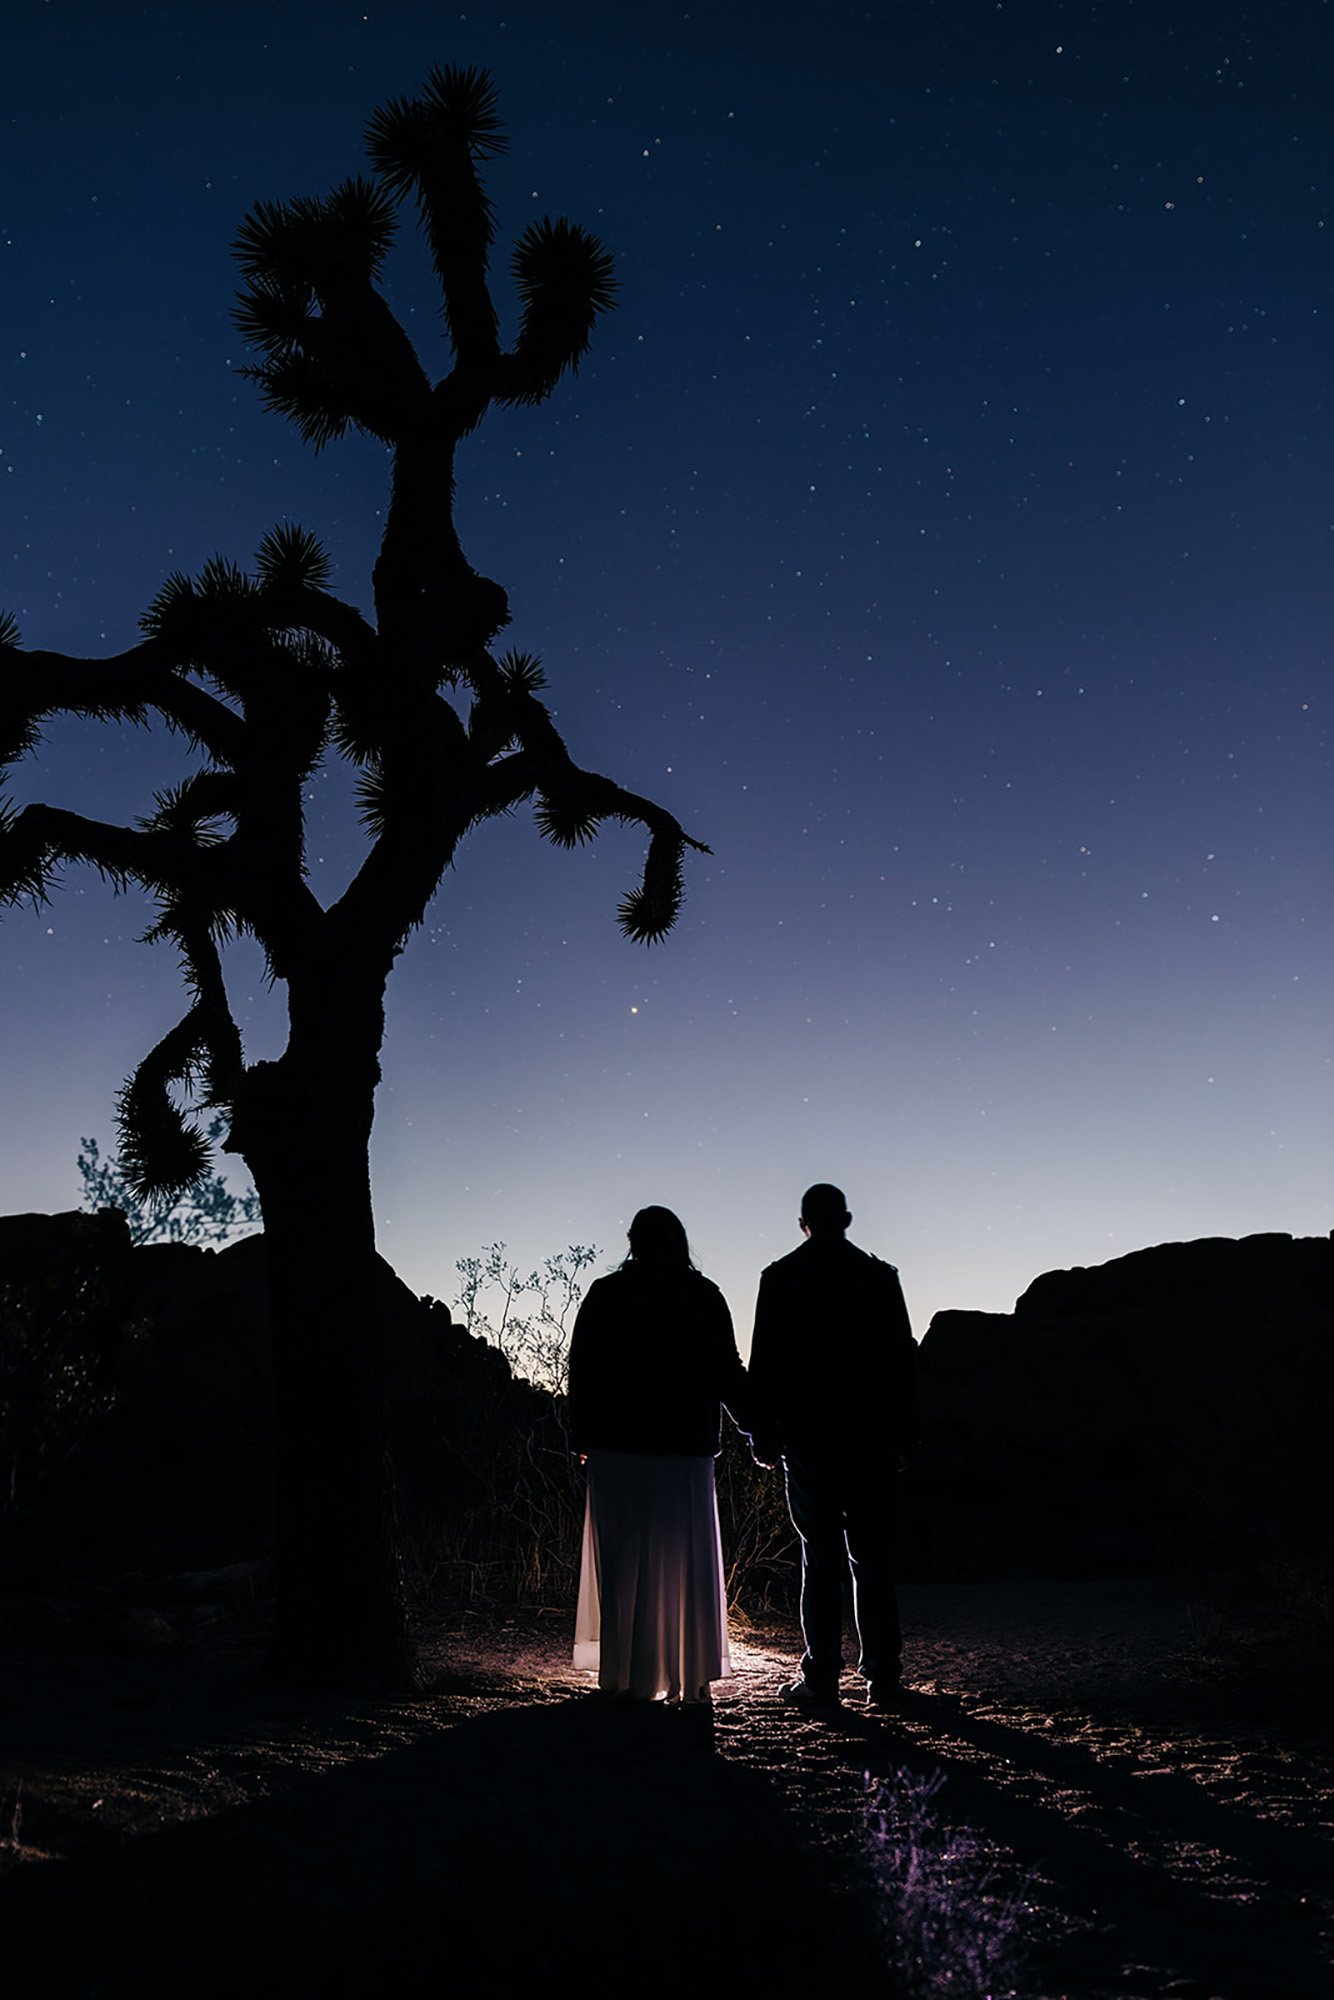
[863,1767,1031,2000]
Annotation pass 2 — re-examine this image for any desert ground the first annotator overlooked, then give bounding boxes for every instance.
[2,1575,1331,1998]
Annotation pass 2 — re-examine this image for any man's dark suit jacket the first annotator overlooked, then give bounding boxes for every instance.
[748,1234,919,1463]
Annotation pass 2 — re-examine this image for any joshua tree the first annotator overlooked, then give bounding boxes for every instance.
[0,68,707,1687]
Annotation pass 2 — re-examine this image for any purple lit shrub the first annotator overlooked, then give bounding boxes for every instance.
[862,1768,1031,2000]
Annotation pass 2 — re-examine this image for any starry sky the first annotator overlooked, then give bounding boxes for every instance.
[2,0,1329,1349]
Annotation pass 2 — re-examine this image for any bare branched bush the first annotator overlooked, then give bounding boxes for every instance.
[451,1242,597,1393]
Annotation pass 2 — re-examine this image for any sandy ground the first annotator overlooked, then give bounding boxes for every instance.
[1,1577,1331,1998]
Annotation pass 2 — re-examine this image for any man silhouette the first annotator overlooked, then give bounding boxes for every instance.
[749,1183,918,1709]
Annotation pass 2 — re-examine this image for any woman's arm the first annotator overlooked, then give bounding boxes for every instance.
[566,1281,604,1456]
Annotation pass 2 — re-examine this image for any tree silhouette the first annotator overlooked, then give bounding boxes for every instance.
[0,68,708,1688]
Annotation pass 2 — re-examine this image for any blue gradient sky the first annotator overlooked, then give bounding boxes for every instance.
[2,1,1329,1346]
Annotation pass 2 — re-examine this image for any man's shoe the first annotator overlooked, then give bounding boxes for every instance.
[782,1676,841,1709]
[864,1677,905,1711]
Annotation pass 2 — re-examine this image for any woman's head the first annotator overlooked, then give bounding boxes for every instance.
[625,1205,694,1271]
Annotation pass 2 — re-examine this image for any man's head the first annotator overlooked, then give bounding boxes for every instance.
[799,1183,851,1237]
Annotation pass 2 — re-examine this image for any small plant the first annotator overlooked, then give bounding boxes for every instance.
[449,1242,597,1393]
[862,1767,1032,2000]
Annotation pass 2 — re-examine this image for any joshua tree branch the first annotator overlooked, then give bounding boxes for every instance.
[8,644,248,765]
[324,694,481,957]
[284,588,382,670]
[0,801,212,905]
[176,917,247,1101]
[478,744,710,855]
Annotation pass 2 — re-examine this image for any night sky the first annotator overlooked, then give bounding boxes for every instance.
[2,1,1329,1347]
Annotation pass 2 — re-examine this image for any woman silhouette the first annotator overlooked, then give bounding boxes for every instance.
[569,1206,750,1702]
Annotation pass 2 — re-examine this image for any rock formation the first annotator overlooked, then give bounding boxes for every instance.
[2,1214,1328,1595]
[902,1232,1332,1585]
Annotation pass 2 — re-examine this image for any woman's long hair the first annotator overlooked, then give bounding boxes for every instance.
[622,1205,697,1274]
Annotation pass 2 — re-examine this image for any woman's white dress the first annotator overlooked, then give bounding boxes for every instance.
[573,1448,731,1699]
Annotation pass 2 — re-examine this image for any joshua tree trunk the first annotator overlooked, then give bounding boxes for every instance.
[234,968,417,1689]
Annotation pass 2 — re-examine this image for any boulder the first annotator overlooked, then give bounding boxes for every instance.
[902,1232,1333,1583]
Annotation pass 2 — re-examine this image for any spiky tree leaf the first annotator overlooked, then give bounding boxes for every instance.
[0,790,52,904]
[497,218,617,405]
[354,758,390,837]
[466,694,514,761]
[498,648,546,693]
[617,829,685,945]
[271,627,336,675]
[0,628,41,765]
[363,95,434,200]
[233,196,304,283]
[513,217,617,317]
[196,556,253,603]
[118,1064,213,1200]
[142,769,237,839]
[421,64,507,158]
[140,572,198,643]
[141,900,242,953]
[366,65,505,190]
[0,613,39,766]
[240,355,351,450]
[235,185,394,293]
[535,796,603,849]
[0,709,41,769]
[117,1044,213,1204]
[366,65,504,361]
[315,176,399,283]
[256,523,333,592]
[232,274,315,358]
[329,671,390,763]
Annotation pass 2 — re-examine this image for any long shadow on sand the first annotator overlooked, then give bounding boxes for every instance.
[3,1681,883,1995]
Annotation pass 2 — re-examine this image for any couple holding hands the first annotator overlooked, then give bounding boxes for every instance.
[569,1183,919,1710]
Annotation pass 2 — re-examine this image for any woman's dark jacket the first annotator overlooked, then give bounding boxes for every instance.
[567,1264,751,1457]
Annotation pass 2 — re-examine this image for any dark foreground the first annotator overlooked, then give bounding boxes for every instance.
[2,1578,1331,1998]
